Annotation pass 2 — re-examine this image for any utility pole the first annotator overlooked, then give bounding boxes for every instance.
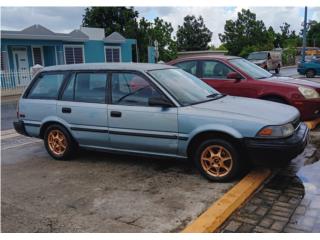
[301,6,308,63]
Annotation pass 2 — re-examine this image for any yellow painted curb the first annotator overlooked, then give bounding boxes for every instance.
[182,168,272,233]
[305,118,320,130]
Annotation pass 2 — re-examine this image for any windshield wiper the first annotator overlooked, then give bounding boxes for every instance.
[206,93,226,99]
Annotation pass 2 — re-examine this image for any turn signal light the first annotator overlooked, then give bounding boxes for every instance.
[259,128,273,136]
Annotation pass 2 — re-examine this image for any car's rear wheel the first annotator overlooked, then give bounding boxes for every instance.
[193,139,241,182]
[44,124,76,160]
[306,69,316,78]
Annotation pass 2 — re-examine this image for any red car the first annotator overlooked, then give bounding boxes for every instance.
[168,55,320,121]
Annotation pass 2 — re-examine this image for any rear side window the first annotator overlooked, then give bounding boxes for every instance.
[62,73,107,104]
[28,73,65,99]
[174,61,198,76]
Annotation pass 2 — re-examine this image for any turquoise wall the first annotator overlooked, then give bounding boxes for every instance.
[84,40,105,63]
[148,46,156,63]
[43,46,56,66]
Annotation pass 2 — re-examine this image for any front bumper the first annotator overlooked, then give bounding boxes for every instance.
[293,99,320,121]
[13,120,29,136]
[244,123,309,167]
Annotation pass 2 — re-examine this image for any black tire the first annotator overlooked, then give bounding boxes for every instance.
[44,124,76,160]
[263,96,287,105]
[306,69,316,78]
[193,138,241,182]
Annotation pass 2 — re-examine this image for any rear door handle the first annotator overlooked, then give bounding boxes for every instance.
[110,111,122,118]
[62,107,72,114]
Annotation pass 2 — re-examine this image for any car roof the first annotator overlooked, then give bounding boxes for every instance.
[41,62,176,72]
[170,55,241,62]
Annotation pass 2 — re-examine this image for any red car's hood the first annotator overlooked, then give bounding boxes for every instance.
[264,76,320,89]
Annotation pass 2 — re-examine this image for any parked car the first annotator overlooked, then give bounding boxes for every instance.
[298,58,320,78]
[168,56,320,121]
[14,63,309,181]
[247,51,282,73]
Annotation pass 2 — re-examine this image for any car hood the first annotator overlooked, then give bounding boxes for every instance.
[264,76,320,89]
[249,59,266,64]
[190,95,299,125]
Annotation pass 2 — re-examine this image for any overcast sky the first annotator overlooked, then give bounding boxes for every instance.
[1,7,320,46]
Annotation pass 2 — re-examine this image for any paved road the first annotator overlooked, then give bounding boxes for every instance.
[219,130,320,233]
[279,66,299,77]
[1,100,17,131]
[1,132,236,232]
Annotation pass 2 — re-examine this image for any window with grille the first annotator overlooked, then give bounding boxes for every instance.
[32,47,43,65]
[1,52,5,71]
[105,47,121,62]
[64,46,84,64]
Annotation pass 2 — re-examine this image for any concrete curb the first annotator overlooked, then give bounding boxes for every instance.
[305,119,320,130]
[182,168,272,233]
[281,65,297,69]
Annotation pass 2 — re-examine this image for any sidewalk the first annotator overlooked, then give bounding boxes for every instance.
[218,131,320,233]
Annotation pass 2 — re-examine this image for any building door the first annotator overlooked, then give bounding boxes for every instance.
[12,48,30,86]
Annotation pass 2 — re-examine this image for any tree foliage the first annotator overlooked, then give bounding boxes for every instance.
[219,9,274,57]
[176,15,212,51]
[307,21,320,47]
[82,7,139,38]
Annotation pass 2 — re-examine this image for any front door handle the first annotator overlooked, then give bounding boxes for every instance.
[110,111,122,118]
[62,107,72,114]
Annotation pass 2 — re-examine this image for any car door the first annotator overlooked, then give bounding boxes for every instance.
[199,60,251,97]
[57,71,109,148]
[108,71,178,156]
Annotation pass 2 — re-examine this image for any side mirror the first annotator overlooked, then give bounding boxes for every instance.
[148,96,173,108]
[227,72,243,81]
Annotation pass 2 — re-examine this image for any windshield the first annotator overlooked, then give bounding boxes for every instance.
[230,58,273,79]
[148,68,221,106]
[247,52,268,60]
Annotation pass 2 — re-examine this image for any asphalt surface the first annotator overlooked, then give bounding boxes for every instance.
[1,133,236,232]
[1,99,17,131]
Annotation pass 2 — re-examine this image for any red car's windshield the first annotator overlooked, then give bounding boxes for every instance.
[230,58,273,79]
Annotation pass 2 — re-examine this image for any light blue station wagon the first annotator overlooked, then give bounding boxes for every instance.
[14,63,309,181]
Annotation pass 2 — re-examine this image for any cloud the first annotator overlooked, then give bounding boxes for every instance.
[1,7,86,33]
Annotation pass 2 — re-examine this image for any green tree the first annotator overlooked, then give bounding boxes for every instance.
[148,17,177,61]
[219,9,273,56]
[176,15,212,51]
[82,7,139,38]
[307,21,320,47]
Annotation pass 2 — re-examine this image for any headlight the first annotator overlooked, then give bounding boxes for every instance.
[257,123,294,138]
[298,86,320,99]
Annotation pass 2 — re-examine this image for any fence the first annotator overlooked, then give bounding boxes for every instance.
[1,70,33,97]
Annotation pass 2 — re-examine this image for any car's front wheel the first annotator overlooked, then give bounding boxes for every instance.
[44,124,76,160]
[193,139,241,182]
[306,69,316,78]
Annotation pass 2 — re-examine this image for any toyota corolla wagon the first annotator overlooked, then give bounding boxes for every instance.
[14,63,309,181]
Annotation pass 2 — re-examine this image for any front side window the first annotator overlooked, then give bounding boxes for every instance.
[111,72,161,106]
[174,61,198,75]
[148,68,220,106]
[64,46,84,64]
[67,73,107,103]
[28,73,65,99]
[201,60,233,79]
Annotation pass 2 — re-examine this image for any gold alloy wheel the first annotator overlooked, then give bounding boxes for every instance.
[200,145,233,177]
[47,129,67,156]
